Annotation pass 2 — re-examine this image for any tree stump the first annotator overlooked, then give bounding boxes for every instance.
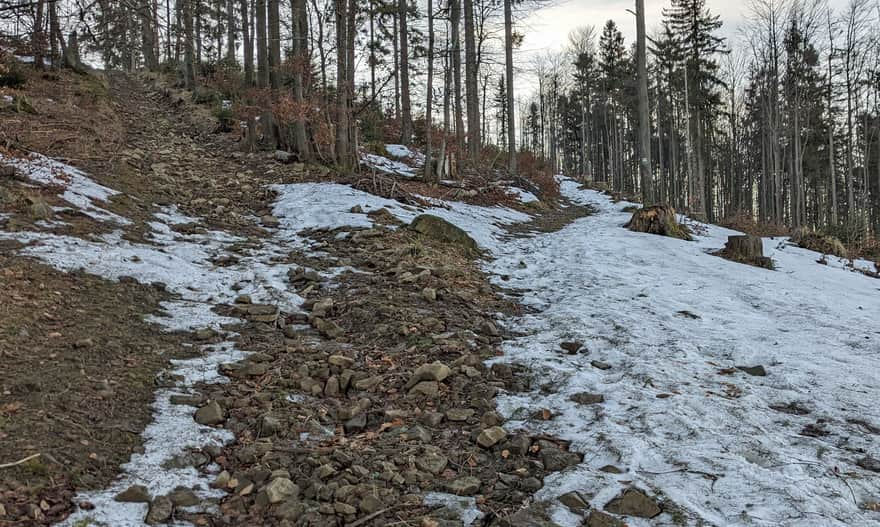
[719,235,773,269]
[625,205,692,241]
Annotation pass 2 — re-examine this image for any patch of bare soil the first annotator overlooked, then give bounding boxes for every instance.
[0,256,185,526]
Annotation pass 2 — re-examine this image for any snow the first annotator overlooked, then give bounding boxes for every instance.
[506,186,540,204]
[360,144,426,178]
[0,152,130,224]
[385,144,416,158]
[480,182,880,526]
[5,147,879,526]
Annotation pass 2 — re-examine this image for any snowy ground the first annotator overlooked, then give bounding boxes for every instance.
[4,147,879,526]
[485,181,880,526]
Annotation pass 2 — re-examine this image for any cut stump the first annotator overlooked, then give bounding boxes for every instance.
[718,235,774,270]
[625,205,692,241]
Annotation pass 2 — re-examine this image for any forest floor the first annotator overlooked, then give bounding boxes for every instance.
[1,67,880,527]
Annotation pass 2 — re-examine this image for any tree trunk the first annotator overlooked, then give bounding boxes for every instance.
[636,0,652,204]
[226,0,236,62]
[423,0,435,182]
[240,0,253,84]
[291,0,309,158]
[463,0,480,159]
[503,0,516,175]
[267,0,281,88]
[398,0,412,144]
[335,0,352,167]
[182,0,196,88]
[255,0,269,87]
[450,0,464,151]
[34,0,45,69]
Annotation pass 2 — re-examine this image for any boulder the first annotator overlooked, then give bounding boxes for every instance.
[410,215,478,252]
[194,401,225,425]
[145,496,173,525]
[604,488,661,518]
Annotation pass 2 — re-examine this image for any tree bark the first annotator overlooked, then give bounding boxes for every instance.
[450,0,464,151]
[423,0,435,182]
[503,0,516,175]
[463,0,480,159]
[636,0,652,204]
[267,0,281,88]
[398,0,412,144]
[291,0,309,158]
[240,0,253,84]
[182,0,196,88]
[255,0,269,87]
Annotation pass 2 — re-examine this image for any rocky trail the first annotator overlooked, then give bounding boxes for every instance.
[1,72,880,527]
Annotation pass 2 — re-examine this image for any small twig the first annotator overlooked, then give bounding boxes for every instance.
[0,453,41,469]
[345,505,397,527]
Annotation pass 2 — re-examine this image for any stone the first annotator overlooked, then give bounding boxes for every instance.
[477,426,507,448]
[328,355,355,368]
[274,150,293,163]
[316,464,337,479]
[115,485,151,503]
[599,465,623,474]
[520,477,543,492]
[234,294,252,304]
[604,488,662,518]
[324,376,340,397]
[212,471,231,488]
[586,511,625,527]
[410,215,478,252]
[404,425,432,443]
[312,297,334,317]
[737,365,767,377]
[504,435,532,456]
[420,411,444,427]
[168,488,199,507]
[422,288,437,301]
[407,362,452,388]
[408,380,440,397]
[591,361,612,370]
[312,317,344,339]
[194,328,215,341]
[359,495,383,514]
[540,448,582,472]
[194,401,224,425]
[334,502,357,515]
[416,448,448,475]
[447,476,481,496]
[170,394,205,407]
[559,491,589,512]
[261,215,280,227]
[145,496,173,525]
[234,303,279,323]
[260,415,282,437]
[73,338,94,349]
[276,499,306,521]
[570,392,605,405]
[481,411,504,427]
[264,478,300,504]
[446,408,475,422]
[857,456,880,473]
[343,413,367,433]
[560,341,583,354]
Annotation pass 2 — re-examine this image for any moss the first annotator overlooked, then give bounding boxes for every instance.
[792,230,847,258]
[410,214,479,254]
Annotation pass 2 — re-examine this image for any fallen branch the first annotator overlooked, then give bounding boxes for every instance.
[345,506,397,527]
[0,453,41,469]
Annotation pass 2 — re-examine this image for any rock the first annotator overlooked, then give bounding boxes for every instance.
[737,365,767,377]
[410,215,478,252]
[264,478,300,504]
[276,499,305,520]
[234,303,279,323]
[604,488,661,518]
[29,199,53,221]
[404,425,432,442]
[407,362,452,388]
[416,448,448,475]
[422,287,437,301]
[312,297,334,317]
[447,476,481,496]
[420,411,444,427]
[274,150,293,163]
[408,381,440,398]
[446,408,475,422]
[260,415,282,437]
[234,294,252,304]
[541,447,581,472]
[586,511,625,527]
[145,496,173,525]
[168,488,199,507]
[212,471,231,488]
[477,426,507,448]
[261,215,280,227]
[520,477,543,492]
[343,413,367,433]
[73,338,94,349]
[324,376,340,397]
[570,392,605,405]
[599,465,623,474]
[350,205,364,214]
[334,502,357,515]
[328,355,354,368]
[311,317,344,339]
[115,485,151,503]
[480,320,500,337]
[559,491,589,512]
[359,495,383,514]
[194,401,225,425]
[194,328,215,341]
[590,360,612,370]
[560,341,583,354]
[481,411,504,427]
[857,456,880,473]
[316,464,337,479]
[352,376,383,391]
